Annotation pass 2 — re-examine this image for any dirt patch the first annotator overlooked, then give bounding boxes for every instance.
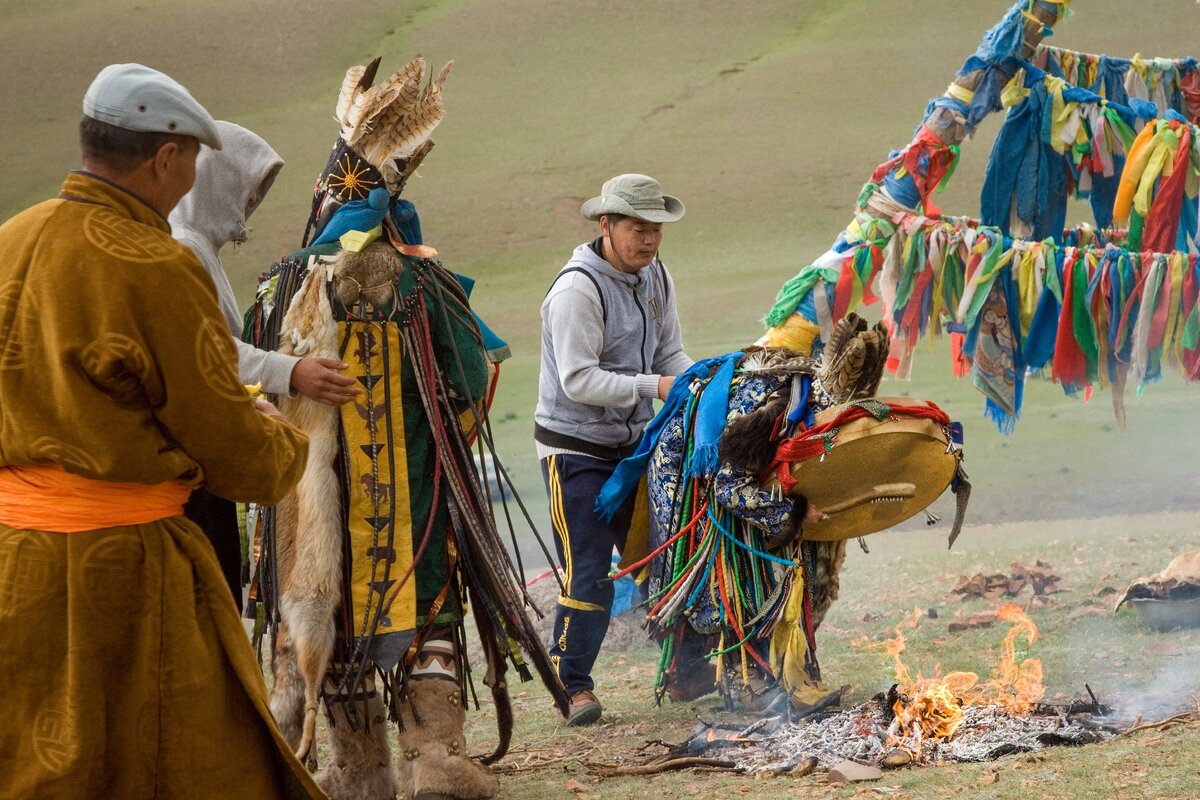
[523,571,655,654]
[465,569,655,671]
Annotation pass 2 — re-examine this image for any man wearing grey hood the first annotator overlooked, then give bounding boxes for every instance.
[171,121,358,606]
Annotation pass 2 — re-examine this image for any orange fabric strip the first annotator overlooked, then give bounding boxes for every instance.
[0,464,191,532]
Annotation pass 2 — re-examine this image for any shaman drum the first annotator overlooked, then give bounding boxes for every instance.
[765,397,960,542]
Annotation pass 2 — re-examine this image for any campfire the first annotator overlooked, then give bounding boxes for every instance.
[583,605,1200,780]
[883,604,1044,752]
[729,606,1117,774]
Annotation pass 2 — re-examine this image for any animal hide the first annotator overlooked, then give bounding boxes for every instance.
[806,539,847,630]
[331,243,402,308]
[268,262,344,762]
[718,390,788,476]
[719,347,818,475]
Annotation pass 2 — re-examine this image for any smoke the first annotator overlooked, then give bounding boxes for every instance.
[1055,613,1200,723]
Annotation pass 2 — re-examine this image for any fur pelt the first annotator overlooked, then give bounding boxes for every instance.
[806,540,847,631]
[718,390,787,476]
[396,679,499,800]
[331,243,402,308]
[719,347,818,475]
[269,264,344,763]
[268,622,306,750]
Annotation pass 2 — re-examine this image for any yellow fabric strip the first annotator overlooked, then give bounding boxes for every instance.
[1017,247,1040,336]
[1135,140,1172,217]
[617,477,651,575]
[547,455,573,594]
[1114,121,1161,223]
[557,595,605,613]
[1001,69,1030,108]
[340,321,415,637]
[762,314,820,356]
[946,83,974,105]
[1164,252,1186,352]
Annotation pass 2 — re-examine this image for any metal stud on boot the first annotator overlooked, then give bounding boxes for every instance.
[395,678,499,800]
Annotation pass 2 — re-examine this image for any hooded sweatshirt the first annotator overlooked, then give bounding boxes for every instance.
[170,121,297,394]
[535,240,692,459]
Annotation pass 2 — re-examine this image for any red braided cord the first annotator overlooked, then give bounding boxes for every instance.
[765,401,951,480]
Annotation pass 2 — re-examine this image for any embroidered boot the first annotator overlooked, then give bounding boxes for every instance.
[315,671,398,800]
[395,635,498,800]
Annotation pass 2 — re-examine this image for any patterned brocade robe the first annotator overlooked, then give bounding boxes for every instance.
[0,172,320,800]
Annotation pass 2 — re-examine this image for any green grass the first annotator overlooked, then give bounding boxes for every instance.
[458,511,1200,799]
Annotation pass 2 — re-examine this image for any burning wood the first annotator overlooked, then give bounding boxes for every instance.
[879,604,1044,751]
[733,699,1116,773]
[728,605,1114,773]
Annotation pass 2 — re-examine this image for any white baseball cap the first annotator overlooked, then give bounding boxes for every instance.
[83,63,222,150]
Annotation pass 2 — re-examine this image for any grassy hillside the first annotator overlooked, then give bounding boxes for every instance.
[2,1,1198,546]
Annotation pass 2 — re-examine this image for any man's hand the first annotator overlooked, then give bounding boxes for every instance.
[802,502,826,529]
[290,358,361,405]
[254,398,282,418]
[657,375,675,400]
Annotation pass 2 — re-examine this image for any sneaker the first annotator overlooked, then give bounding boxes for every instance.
[564,690,602,726]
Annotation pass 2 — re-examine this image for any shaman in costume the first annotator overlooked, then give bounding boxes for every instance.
[246,57,567,800]
[598,315,968,711]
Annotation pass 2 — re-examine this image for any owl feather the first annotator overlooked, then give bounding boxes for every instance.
[361,61,452,166]
[817,315,890,404]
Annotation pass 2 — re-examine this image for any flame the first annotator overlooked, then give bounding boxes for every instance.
[882,603,1045,749]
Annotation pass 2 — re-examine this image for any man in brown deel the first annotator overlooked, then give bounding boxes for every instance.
[0,64,324,799]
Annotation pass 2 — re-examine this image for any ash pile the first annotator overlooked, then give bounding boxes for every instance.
[730,693,1116,774]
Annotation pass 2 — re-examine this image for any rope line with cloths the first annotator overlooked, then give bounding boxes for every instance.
[1033,44,1200,124]
[767,185,1200,431]
[759,0,1188,432]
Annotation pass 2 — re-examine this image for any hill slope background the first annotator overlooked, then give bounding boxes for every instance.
[3,0,1198,549]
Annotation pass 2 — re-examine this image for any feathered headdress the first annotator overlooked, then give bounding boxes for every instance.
[307,56,452,243]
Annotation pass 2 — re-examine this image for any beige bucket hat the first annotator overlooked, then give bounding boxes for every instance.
[580,173,685,223]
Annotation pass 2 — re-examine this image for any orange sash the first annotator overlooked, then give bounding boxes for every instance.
[0,464,191,532]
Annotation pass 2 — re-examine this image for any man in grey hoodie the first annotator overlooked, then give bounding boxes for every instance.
[535,173,693,725]
[170,120,359,606]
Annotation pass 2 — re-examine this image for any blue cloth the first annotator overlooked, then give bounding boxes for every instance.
[1025,251,1062,372]
[312,187,390,246]
[689,354,741,478]
[610,555,639,617]
[312,188,424,247]
[1088,155,1124,229]
[594,352,744,522]
[391,198,423,246]
[960,1,1039,72]
[980,78,1069,242]
[1094,56,1131,107]
[785,374,815,437]
[961,263,1025,433]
